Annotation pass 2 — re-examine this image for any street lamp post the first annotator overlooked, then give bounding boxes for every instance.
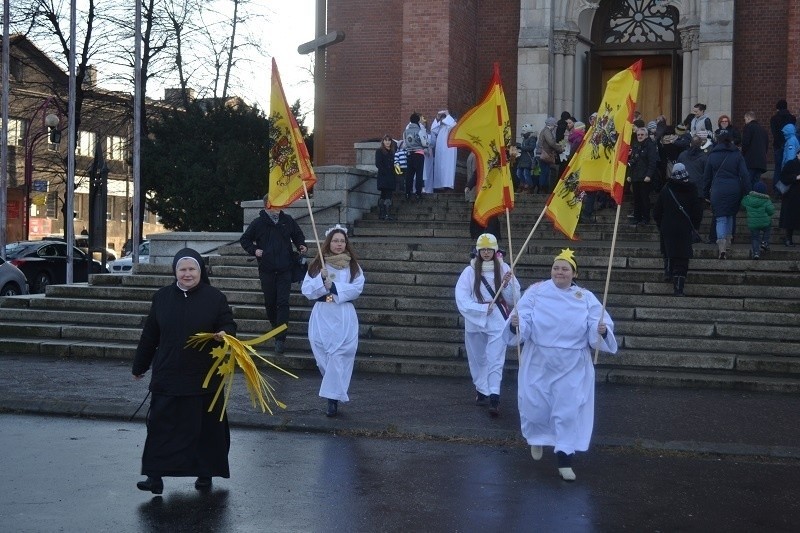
[22,97,62,240]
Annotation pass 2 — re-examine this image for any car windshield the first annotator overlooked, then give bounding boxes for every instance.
[4,243,40,258]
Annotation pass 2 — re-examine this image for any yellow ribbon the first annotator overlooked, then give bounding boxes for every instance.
[185,324,299,421]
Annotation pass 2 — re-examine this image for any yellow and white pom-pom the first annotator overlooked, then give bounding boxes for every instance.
[185,324,298,421]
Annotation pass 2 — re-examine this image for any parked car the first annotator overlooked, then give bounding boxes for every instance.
[0,257,30,296]
[42,235,117,262]
[107,240,150,274]
[4,241,106,294]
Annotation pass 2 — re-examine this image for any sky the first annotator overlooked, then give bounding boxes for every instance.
[253,0,317,127]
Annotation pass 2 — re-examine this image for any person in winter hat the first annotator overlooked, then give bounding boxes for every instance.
[740,181,775,259]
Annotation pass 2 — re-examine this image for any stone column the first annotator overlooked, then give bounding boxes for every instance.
[516,0,553,130]
[680,28,695,118]
[696,0,735,120]
[552,33,565,116]
[562,33,578,115]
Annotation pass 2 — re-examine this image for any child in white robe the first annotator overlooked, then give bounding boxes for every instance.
[455,233,520,416]
[301,225,364,417]
[504,248,617,481]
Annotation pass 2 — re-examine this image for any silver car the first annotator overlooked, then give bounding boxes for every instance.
[0,256,30,296]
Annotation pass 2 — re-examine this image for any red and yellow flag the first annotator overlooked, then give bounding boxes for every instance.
[448,63,514,226]
[545,59,642,239]
[268,58,316,208]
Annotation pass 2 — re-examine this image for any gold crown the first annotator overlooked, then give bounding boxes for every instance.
[554,248,577,271]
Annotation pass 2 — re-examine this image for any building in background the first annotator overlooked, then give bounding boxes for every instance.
[320,0,798,170]
[3,35,164,252]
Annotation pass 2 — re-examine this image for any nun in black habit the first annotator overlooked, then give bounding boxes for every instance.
[132,247,237,494]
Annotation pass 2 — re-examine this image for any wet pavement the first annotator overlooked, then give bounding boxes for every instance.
[2,353,800,530]
[3,413,799,532]
[1,353,799,459]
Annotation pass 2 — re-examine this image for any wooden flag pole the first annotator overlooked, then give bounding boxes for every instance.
[487,201,548,307]
[593,201,622,364]
[302,180,325,269]
[503,207,522,360]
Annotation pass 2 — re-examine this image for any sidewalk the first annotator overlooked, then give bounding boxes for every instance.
[1,353,798,459]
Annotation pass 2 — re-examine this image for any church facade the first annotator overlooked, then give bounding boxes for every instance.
[322,0,798,167]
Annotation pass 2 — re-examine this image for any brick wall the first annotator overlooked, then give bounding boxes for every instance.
[324,0,520,166]
[733,0,790,159]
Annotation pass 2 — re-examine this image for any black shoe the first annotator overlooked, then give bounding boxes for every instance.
[475,392,488,406]
[326,399,338,417]
[274,339,285,354]
[760,241,769,254]
[137,476,163,495]
[405,193,411,200]
[195,477,212,490]
[416,193,423,201]
[785,239,795,247]
[488,394,500,417]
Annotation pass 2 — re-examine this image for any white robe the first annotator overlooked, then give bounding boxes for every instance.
[301,264,365,402]
[455,260,520,396]
[503,279,618,454]
[431,115,457,189]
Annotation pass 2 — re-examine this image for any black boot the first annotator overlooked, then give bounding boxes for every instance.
[673,275,685,296]
[194,477,212,490]
[326,399,338,417]
[137,476,163,494]
[488,394,500,417]
[663,258,671,282]
[378,203,387,220]
[384,199,393,220]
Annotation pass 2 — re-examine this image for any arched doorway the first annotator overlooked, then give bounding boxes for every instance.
[588,0,681,124]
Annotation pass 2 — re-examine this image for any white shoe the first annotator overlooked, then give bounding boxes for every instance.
[530,445,543,461]
[558,467,576,481]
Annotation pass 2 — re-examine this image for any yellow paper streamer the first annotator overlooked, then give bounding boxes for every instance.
[185,324,299,421]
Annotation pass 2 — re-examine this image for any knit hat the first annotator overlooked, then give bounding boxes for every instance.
[646,120,658,132]
[670,162,689,181]
[573,121,586,131]
[476,233,499,251]
[753,181,767,194]
[521,123,534,134]
[675,123,687,133]
[554,248,577,272]
[545,117,557,127]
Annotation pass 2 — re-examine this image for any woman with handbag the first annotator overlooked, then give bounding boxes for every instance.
[301,225,364,417]
[455,233,520,417]
[536,117,563,194]
[653,163,704,295]
[703,132,751,259]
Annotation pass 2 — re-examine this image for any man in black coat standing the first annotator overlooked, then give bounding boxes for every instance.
[742,111,770,189]
[240,195,307,354]
[627,127,659,226]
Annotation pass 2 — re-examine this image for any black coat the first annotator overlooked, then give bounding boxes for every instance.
[375,147,396,191]
[628,138,658,182]
[654,180,703,259]
[779,158,800,230]
[741,120,769,171]
[240,210,306,273]
[770,109,797,150]
[703,144,750,217]
[133,280,237,395]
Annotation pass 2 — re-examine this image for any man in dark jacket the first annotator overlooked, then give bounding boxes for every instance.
[240,195,307,353]
[770,99,797,180]
[741,111,770,189]
[627,127,659,225]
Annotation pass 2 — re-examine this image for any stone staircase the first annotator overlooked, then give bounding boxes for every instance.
[1,193,799,392]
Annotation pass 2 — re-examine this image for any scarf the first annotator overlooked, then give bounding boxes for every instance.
[324,252,351,270]
[471,258,497,273]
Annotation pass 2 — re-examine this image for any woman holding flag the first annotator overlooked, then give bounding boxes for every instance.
[301,225,364,417]
[504,249,617,481]
[455,233,520,417]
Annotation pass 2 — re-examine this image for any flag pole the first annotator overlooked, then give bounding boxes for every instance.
[503,207,522,359]
[301,180,325,269]
[486,201,548,308]
[593,201,622,364]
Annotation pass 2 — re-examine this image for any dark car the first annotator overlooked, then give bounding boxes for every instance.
[5,241,106,294]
